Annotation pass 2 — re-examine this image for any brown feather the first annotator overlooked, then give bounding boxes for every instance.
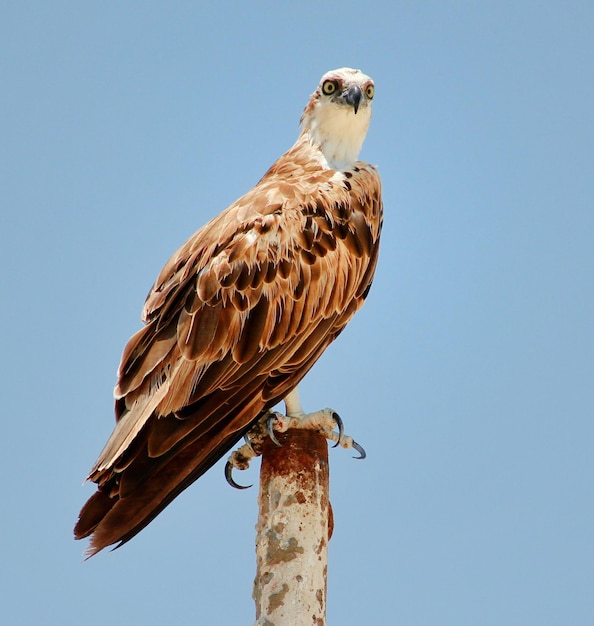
[75,74,383,555]
[181,303,221,360]
[232,297,270,363]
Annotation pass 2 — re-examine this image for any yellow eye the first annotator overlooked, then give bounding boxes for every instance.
[322,80,338,96]
[365,84,375,99]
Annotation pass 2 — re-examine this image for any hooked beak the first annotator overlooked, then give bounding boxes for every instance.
[343,84,363,114]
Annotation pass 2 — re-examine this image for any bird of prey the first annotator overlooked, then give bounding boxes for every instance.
[74,67,383,556]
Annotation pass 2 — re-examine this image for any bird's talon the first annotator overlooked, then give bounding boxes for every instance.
[225,460,252,490]
[352,440,366,460]
[266,413,283,447]
[331,411,343,448]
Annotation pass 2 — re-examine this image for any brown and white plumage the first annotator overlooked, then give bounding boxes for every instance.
[74,67,383,556]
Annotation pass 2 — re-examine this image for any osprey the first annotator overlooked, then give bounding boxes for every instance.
[75,67,383,556]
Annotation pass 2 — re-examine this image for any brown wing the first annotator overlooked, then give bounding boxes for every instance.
[74,152,382,556]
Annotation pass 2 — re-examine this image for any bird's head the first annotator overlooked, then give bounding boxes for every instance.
[300,67,375,170]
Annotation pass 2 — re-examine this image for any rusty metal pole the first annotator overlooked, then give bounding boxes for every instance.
[253,428,332,626]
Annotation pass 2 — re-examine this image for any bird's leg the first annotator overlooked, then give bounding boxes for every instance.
[225,418,270,489]
[225,387,365,489]
[268,387,366,458]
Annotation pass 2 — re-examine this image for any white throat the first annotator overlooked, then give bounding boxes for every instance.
[303,102,372,170]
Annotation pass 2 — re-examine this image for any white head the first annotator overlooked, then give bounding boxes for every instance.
[300,67,375,170]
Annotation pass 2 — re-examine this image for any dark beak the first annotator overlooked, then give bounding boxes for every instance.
[344,84,363,114]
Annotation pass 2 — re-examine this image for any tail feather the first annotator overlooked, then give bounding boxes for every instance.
[74,427,246,556]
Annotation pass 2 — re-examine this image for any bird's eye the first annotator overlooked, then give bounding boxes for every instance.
[365,84,375,99]
[322,80,338,96]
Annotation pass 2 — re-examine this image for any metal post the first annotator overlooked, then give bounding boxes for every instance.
[253,428,332,626]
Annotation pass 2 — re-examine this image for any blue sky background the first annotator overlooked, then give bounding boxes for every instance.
[2,2,593,624]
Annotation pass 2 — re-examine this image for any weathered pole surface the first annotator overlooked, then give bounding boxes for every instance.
[253,428,332,626]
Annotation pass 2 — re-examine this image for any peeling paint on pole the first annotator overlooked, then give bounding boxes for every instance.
[254,429,332,626]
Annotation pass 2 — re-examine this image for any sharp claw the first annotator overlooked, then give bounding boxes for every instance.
[267,413,283,447]
[331,412,343,448]
[224,461,252,490]
[352,440,366,460]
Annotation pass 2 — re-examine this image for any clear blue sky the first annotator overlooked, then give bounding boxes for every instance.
[2,2,593,624]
